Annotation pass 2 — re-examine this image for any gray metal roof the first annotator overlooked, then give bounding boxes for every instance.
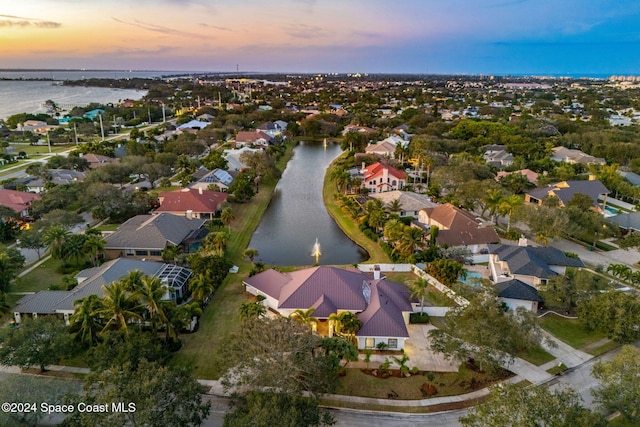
[105,213,206,250]
[14,291,71,314]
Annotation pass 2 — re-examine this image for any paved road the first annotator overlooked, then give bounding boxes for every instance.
[330,408,465,427]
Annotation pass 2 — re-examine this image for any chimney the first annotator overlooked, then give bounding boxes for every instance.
[588,174,596,181]
[518,236,528,247]
[186,210,193,219]
[382,167,389,184]
[373,265,381,280]
[361,162,366,172]
[199,187,203,195]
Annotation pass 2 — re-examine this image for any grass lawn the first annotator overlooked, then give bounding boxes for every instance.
[517,344,555,366]
[323,158,390,264]
[334,365,510,400]
[171,143,296,380]
[540,313,608,349]
[8,143,71,156]
[13,258,66,293]
[608,416,637,426]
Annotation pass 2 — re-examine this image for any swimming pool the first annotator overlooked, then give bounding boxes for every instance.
[459,271,483,285]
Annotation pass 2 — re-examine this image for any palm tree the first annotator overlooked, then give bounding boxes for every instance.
[243,248,259,263]
[63,234,87,267]
[337,312,361,345]
[220,206,234,233]
[137,275,169,330]
[119,270,145,293]
[386,199,403,215]
[189,273,215,303]
[168,301,203,338]
[239,301,266,320]
[407,277,431,313]
[290,308,318,331]
[368,208,386,234]
[383,219,404,245]
[498,194,523,231]
[94,281,142,333]
[69,295,103,346]
[204,231,228,256]
[161,245,183,264]
[42,225,70,260]
[483,189,504,224]
[83,234,105,267]
[395,226,425,260]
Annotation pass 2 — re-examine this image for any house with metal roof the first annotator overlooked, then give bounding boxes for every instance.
[0,189,41,218]
[104,213,207,260]
[488,244,585,288]
[243,266,414,350]
[525,177,609,211]
[13,258,191,325]
[370,190,436,218]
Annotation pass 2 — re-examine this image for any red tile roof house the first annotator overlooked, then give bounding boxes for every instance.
[418,203,500,254]
[0,189,41,218]
[243,266,414,351]
[234,130,274,148]
[156,188,228,219]
[361,162,407,193]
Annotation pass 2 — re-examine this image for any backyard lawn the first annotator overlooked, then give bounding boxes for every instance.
[540,313,608,349]
[13,258,66,293]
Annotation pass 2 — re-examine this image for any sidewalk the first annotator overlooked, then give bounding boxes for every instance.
[539,330,593,368]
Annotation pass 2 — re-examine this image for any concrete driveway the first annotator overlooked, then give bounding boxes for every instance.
[403,324,459,372]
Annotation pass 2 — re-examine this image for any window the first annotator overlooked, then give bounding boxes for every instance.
[388,339,398,349]
[124,248,135,256]
[135,250,148,256]
[150,251,162,257]
[392,180,396,186]
[365,338,375,349]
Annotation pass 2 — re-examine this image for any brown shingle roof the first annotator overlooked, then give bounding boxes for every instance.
[421,204,500,246]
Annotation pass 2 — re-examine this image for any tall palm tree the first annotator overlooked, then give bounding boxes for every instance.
[161,245,183,264]
[168,301,203,339]
[205,231,228,256]
[94,282,142,333]
[42,225,70,260]
[189,273,215,303]
[69,295,103,346]
[119,270,145,293]
[383,218,404,246]
[498,194,523,231]
[239,301,266,320]
[407,277,431,313]
[83,234,105,267]
[290,308,318,331]
[395,226,425,260]
[368,208,386,234]
[483,189,504,224]
[220,206,234,233]
[137,275,169,330]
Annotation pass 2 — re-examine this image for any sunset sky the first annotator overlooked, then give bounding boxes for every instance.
[2,0,640,75]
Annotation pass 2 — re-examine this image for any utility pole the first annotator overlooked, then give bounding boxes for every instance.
[46,131,52,154]
[73,123,78,145]
[161,102,166,123]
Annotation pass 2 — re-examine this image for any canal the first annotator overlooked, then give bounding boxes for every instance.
[249,141,368,266]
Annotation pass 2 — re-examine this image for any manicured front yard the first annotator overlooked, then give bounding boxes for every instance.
[14,258,66,293]
[540,313,607,349]
[335,365,510,400]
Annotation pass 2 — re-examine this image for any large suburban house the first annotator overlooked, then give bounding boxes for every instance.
[243,266,414,350]
[483,145,514,169]
[418,204,500,253]
[13,258,192,325]
[496,169,539,185]
[189,168,234,192]
[81,153,119,169]
[104,213,208,260]
[488,244,585,288]
[365,140,396,158]
[156,188,228,219]
[551,146,606,166]
[361,162,407,193]
[234,130,274,148]
[370,190,436,217]
[0,189,41,218]
[525,178,610,211]
[27,169,86,194]
[223,147,261,171]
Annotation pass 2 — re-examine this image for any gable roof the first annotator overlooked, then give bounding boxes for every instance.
[357,279,412,338]
[526,179,609,206]
[156,188,228,214]
[235,130,273,144]
[0,189,40,214]
[365,141,396,156]
[370,190,436,213]
[496,279,544,302]
[177,120,209,130]
[420,204,500,246]
[105,213,206,250]
[488,244,584,279]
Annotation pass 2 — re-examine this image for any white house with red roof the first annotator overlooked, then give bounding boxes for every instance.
[234,130,274,148]
[361,162,407,193]
[0,189,41,218]
[243,266,414,350]
[155,188,228,219]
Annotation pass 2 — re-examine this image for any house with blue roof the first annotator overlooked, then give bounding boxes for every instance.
[83,109,105,120]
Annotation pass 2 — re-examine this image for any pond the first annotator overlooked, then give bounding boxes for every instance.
[249,141,368,266]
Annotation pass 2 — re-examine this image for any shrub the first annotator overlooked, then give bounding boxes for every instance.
[363,229,378,242]
[410,312,430,324]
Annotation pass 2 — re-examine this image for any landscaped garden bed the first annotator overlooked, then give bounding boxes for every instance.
[335,363,512,400]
